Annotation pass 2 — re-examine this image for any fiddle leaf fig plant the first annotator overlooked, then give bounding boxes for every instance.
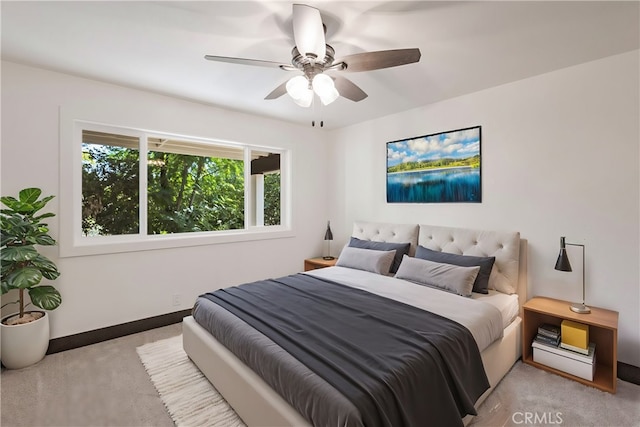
[1,188,62,322]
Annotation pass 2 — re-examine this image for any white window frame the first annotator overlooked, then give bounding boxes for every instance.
[60,119,292,257]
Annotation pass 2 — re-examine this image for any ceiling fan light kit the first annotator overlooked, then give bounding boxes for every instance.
[204,4,421,108]
[286,75,314,107]
[285,73,339,107]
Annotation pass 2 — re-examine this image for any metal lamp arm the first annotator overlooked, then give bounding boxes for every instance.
[565,242,586,305]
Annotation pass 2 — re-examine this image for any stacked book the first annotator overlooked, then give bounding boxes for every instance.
[535,323,561,347]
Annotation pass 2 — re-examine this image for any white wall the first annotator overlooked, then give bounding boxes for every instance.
[1,61,329,339]
[3,52,639,366]
[328,51,640,366]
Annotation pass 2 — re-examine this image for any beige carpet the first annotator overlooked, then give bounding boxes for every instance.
[138,335,640,427]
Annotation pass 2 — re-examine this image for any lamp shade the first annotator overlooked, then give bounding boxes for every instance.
[555,236,572,272]
[312,74,339,106]
[318,87,339,106]
[286,75,313,107]
[324,221,333,241]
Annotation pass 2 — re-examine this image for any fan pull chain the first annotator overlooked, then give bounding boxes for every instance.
[311,93,315,126]
[311,93,318,127]
[309,95,325,127]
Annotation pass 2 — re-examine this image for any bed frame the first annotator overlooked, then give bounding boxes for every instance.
[183,222,527,426]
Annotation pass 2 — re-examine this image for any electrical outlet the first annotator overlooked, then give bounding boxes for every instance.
[172,294,181,307]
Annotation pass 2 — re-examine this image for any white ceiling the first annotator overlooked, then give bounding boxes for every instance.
[2,1,638,130]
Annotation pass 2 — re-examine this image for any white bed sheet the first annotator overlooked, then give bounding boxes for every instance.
[472,290,520,329]
[305,266,504,352]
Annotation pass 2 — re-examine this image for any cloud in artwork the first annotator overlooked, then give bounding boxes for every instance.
[387,127,480,167]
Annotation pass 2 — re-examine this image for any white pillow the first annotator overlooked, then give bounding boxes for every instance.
[489,268,517,295]
[336,247,396,275]
[394,255,480,297]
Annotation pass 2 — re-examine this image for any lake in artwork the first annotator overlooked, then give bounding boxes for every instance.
[387,167,480,203]
[386,126,481,203]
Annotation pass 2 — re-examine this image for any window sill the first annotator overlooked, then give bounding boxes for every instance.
[58,227,295,258]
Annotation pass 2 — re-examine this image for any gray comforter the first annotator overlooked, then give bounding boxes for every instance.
[195,273,491,427]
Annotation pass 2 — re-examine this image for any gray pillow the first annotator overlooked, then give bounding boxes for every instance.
[336,247,396,275]
[348,237,411,274]
[395,255,480,297]
[415,246,495,294]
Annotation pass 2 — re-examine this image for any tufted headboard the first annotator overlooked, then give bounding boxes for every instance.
[352,221,419,256]
[350,221,527,310]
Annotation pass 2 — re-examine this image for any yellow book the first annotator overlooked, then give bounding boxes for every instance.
[561,319,589,350]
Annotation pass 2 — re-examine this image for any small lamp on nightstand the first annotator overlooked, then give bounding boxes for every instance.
[323,221,335,260]
[555,236,590,314]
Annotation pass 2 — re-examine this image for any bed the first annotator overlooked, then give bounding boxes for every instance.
[183,222,527,426]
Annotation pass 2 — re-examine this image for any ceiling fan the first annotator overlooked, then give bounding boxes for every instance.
[204,3,421,108]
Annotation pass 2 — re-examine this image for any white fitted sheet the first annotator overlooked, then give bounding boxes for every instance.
[472,290,520,329]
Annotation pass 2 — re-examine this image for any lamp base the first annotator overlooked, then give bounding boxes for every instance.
[570,303,591,314]
[322,256,335,260]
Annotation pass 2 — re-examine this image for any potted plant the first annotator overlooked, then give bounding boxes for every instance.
[1,187,62,369]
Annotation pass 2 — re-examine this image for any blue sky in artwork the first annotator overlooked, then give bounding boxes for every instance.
[387,127,480,168]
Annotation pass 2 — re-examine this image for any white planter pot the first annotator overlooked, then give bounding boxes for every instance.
[1,311,50,369]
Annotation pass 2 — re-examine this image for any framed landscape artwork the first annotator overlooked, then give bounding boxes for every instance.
[386,126,481,203]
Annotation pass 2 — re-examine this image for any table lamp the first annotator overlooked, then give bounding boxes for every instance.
[323,221,334,260]
[555,236,590,314]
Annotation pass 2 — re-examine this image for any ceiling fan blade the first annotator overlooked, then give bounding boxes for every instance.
[333,76,368,102]
[264,81,288,100]
[337,48,421,72]
[204,55,296,71]
[292,4,326,59]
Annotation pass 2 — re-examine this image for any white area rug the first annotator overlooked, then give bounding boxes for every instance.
[138,335,640,427]
[136,335,245,427]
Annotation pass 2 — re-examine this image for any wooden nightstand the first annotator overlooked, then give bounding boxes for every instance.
[522,296,618,393]
[304,257,337,271]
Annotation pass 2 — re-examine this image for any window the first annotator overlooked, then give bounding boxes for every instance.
[64,122,290,256]
[250,151,281,227]
[82,131,140,236]
[263,171,281,226]
[144,136,247,235]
